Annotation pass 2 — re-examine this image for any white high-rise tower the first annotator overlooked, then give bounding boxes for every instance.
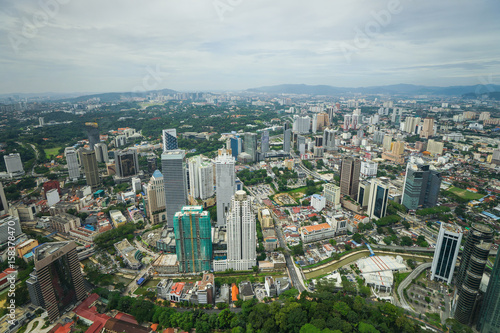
[215,149,236,226]
[226,190,256,271]
[65,147,80,180]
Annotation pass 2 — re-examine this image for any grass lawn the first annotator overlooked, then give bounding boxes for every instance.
[44,147,61,158]
[447,186,484,200]
[134,286,149,295]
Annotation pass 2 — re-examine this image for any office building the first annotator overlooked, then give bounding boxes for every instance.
[64,147,80,180]
[244,133,258,161]
[357,181,371,208]
[146,170,167,225]
[477,247,500,333]
[283,128,292,153]
[0,216,21,245]
[115,135,127,147]
[94,143,109,163]
[173,206,212,273]
[215,151,236,226]
[402,163,442,211]
[33,241,87,321]
[39,117,44,126]
[323,128,337,150]
[0,182,8,216]
[367,178,389,220]
[360,160,378,177]
[26,271,44,307]
[85,122,100,150]
[340,157,361,199]
[373,131,384,144]
[162,150,188,227]
[162,128,178,152]
[261,131,270,153]
[456,223,494,291]
[115,149,139,178]
[4,153,24,177]
[420,118,435,139]
[431,223,463,284]
[81,150,100,188]
[382,135,392,151]
[455,239,492,325]
[297,135,306,155]
[316,112,329,131]
[427,139,444,156]
[188,156,214,200]
[323,183,341,207]
[229,136,242,160]
[226,191,256,271]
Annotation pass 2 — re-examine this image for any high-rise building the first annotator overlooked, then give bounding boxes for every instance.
[455,241,492,325]
[283,128,291,153]
[427,139,444,156]
[115,149,139,178]
[64,147,80,180]
[382,135,393,151]
[360,160,378,178]
[81,150,100,188]
[373,131,384,144]
[33,241,87,321]
[402,163,442,211]
[0,182,9,216]
[323,183,341,207]
[229,137,242,160]
[173,206,212,273]
[340,157,361,199]
[316,112,329,131]
[26,271,44,307]
[477,247,500,333]
[244,133,258,161]
[366,178,389,220]
[357,181,371,208]
[94,143,109,163]
[323,128,337,150]
[146,170,167,225]
[162,150,188,227]
[4,153,24,177]
[0,216,21,245]
[311,114,318,134]
[261,131,270,153]
[39,117,44,126]
[292,115,311,134]
[215,151,236,226]
[226,191,256,271]
[162,129,178,152]
[431,223,462,284]
[420,117,435,139]
[188,156,214,200]
[85,122,100,150]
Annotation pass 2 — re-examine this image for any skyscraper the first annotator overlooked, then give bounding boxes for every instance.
[323,128,336,151]
[33,241,87,322]
[292,115,311,134]
[431,223,462,284]
[366,178,389,220]
[162,129,178,152]
[94,143,109,163]
[340,157,361,199]
[402,163,442,211]
[64,147,80,180]
[0,182,9,216]
[229,137,242,160]
[261,131,270,153]
[226,191,256,271]
[244,133,258,161]
[115,149,139,178]
[85,122,100,150]
[162,150,188,227]
[283,127,291,153]
[4,153,24,177]
[188,156,214,200]
[146,170,167,225]
[173,206,212,273]
[81,150,100,188]
[477,247,500,333]
[420,117,435,139]
[215,150,236,226]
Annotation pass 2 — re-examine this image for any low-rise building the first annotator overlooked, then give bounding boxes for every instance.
[152,254,179,275]
[301,223,335,243]
[114,239,142,270]
[239,281,254,301]
[311,194,326,211]
[50,213,81,234]
[109,210,127,228]
[264,276,277,297]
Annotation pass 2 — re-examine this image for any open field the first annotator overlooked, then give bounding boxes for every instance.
[447,186,484,200]
[44,147,61,158]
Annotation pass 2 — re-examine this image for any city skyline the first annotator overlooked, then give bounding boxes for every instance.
[1,0,499,94]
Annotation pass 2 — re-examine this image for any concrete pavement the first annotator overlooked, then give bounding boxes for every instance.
[397,262,432,311]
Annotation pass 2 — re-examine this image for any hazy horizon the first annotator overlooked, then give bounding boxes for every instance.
[1,0,499,94]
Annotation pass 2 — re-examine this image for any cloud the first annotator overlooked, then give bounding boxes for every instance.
[0,0,499,93]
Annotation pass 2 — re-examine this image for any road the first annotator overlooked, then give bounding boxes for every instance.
[370,244,498,256]
[122,263,152,296]
[397,262,432,311]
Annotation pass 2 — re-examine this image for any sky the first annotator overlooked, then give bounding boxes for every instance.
[1,0,499,94]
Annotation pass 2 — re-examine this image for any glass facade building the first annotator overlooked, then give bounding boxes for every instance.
[477,248,500,333]
[431,223,462,284]
[162,129,178,152]
[402,163,442,210]
[173,206,212,273]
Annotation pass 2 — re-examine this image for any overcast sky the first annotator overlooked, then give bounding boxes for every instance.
[1,0,499,94]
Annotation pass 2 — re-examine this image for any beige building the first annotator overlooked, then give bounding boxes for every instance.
[50,213,81,234]
[427,139,444,156]
[146,170,167,225]
[258,208,274,229]
[420,118,435,139]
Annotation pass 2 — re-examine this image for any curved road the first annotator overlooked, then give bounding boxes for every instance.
[397,262,432,311]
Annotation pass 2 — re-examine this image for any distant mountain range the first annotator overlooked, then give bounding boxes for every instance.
[246,83,500,97]
[58,88,178,103]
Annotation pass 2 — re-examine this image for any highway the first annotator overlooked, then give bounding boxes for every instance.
[397,262,432,311]
[370,244,498,256]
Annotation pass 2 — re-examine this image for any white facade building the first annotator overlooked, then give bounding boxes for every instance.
[311,194,326,211]
[188,156,215,200]
[4,153,24,177]
[360,160,378,177]
[131,177,142,193]
[226,191,256,271]
[65,147,80,180]
[94,143,109,163]
[215,150,236,226]
[431,223,462,284]
[46,189,60,207]
[292,115,311,134]
[323,183,341,207]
